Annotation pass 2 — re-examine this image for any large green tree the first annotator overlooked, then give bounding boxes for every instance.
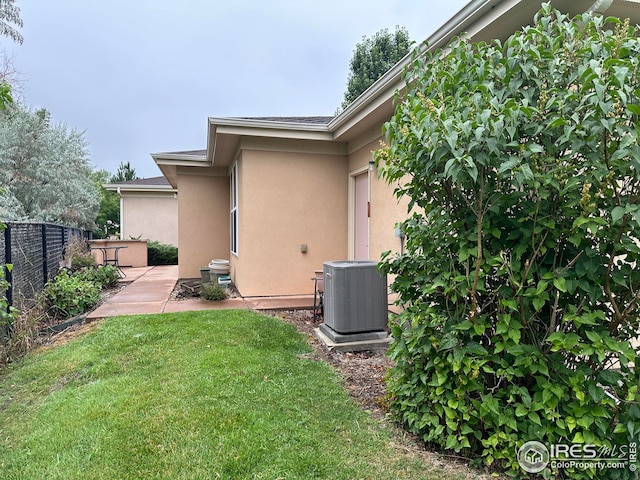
[377,6,639,478]
[0,106,100,229]
[340,26,410,110]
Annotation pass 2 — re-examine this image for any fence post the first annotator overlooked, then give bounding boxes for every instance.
[60,225,65,262]
[41,224,48,282]
[4,223,12,308]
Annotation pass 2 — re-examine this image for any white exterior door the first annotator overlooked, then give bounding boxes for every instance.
[354,171,369,260]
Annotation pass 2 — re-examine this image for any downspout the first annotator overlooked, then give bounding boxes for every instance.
[117,186,123,240]
[588,0,613,14]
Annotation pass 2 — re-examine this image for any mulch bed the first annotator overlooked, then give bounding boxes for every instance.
[268,308,498,479]
[266,309,392,418]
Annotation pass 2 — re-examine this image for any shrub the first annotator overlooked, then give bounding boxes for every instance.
[147,241,178,266]
[0,264,17,337]
[200,282,227,301]
[376,6,639,479]
[0,307,40,367]
[76,265,119,289]
[64,237,96,270]
[43,270,101,319]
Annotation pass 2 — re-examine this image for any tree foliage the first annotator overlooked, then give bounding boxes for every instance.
[110,161,138,183]
[376,6,640,478]
[0,105,100,229]
[92,170,120,238]
[340,26,411,110]
[0,0,22,45]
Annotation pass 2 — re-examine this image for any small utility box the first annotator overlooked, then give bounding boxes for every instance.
[322,260,387,336]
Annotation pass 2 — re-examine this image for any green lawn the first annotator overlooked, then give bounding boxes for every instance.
[0,310,461,479]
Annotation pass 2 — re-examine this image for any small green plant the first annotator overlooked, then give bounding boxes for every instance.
[147,241,178,266]
[1,220,19,361]
[0,307,40,367]
[0,264,20,366]
[75,265,119,289]
[70,251,96,270]
[0,264,17,334]
[64,237,96,271]
[43,270,101,319]
[200,282,227,301]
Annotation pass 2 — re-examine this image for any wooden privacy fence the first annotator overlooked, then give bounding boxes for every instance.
[0,222,91,309]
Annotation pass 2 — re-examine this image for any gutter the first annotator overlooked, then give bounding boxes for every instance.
[207,116,331,133]
[588,0,613,14]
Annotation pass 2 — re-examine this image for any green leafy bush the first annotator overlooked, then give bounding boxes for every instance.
[64,237,96,270]
[147,241,178,266]
[200,282,227,301]
[76,265,119,289]
[43,270,101,319]
[0,264,17,336]
[377,6,639,479]
[70,251,96,270]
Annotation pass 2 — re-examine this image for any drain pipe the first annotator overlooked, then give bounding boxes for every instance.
[588,0,613,15]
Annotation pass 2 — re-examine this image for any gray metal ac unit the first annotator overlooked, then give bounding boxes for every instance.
[322,260,387,334]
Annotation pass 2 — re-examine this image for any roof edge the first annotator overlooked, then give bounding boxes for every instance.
[104,183,177,193]
[207,116,331,132]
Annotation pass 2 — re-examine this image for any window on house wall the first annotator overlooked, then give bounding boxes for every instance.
[230,162,238,255]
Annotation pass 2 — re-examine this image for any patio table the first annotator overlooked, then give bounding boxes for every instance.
[91,245,128,277]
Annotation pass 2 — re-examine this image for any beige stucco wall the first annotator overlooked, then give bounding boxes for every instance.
[233,149,348,297]
[177,168,230,279]
[121,193,178,246]
[90,239,148,268]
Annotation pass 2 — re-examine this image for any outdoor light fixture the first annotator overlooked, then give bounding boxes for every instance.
[368,160,375,172]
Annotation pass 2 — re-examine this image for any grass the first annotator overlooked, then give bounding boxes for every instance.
[0,310,462,480]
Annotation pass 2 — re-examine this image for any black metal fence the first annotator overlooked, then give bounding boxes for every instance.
[1,222,91,309]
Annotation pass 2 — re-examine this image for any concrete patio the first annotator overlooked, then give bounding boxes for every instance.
[86,265,315,321]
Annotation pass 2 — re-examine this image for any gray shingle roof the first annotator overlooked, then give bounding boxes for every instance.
[116,176,171,186]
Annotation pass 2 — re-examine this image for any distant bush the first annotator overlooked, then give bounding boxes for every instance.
[70,251,96,270]
[200,282,227,301]
[147,241,178,266]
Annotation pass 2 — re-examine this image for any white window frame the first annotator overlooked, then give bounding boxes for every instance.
[230,162,238,256]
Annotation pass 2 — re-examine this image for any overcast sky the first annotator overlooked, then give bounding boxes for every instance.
[7,0,469,178]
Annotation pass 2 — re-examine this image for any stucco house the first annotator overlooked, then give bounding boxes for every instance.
[151,0,640,298]
[105,176,178,246]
